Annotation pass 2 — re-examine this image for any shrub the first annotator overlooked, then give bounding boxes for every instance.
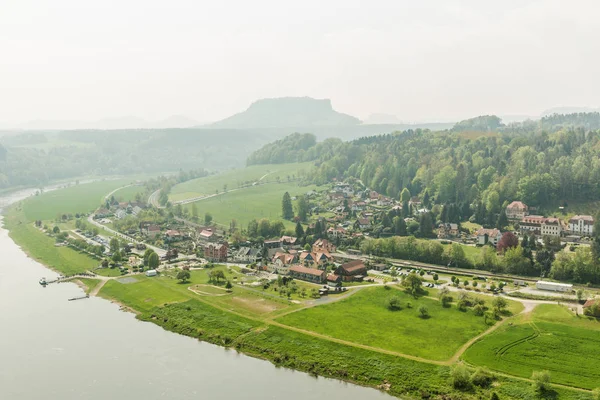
[451,363,471,390]
[473,304,485,316]
[490,393,499,400]
[441,295,454,307]
[471,367,493,387]
[418,305,429,318]
[531,370,551,393]
[387,296,401,311]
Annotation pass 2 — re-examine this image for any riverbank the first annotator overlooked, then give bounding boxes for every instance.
[2,196,596,400]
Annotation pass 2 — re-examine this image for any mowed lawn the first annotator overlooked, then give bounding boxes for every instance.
[170,162,315,202]
[111,185,146,202]
[182,182,318,228]
[100,268,297,317]
[463,304,600,389]
[276,287,493,361]
[23,179,132,221]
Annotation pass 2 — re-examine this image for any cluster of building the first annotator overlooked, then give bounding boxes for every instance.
[506,201,594,238]
[95,201,144,221]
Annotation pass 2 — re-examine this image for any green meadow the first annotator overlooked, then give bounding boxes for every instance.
[463,304,600,389]
[111,185,146,202]
[182,182,318,228]
[276,286,508,361]
[23,179,132,221]
[170,162,315,201]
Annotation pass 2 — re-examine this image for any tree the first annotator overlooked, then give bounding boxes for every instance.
[225,280,233,290]
[191,203,199,221]
[492,297,508,314]
[296,195,309,222]
[101,258,109,268]
[387,296,401,310]
[536,249,555,277]
[402,273,423,297]
[418,305,429,318]
[503,245,534,276]
[531,370,551,393]
[204,212,213,225]
[496,210,508,230]
[52,226,60,234]
[400,187,411,203]
[418,212,434,238]
[433,273,439,283]
[282,192,294,220]
[448,243,468,268]
[112,251,122,263]
[497,232,518,253]
[451,363,471,389]
[177,270,191,283]
[392,216,407,236]
[148,252,160,269]
[109,237,120,254]
[295,221,305,239]
[490,392,500,400]
[576,288,585,302]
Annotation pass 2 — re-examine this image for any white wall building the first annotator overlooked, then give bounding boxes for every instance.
[536,281,573,292]
[569,215,594,236]
[541,218,562,237]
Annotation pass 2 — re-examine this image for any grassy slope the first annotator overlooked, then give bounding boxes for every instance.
[276,286,494,361]
[111,185,146,202]
[463,304,600,389]
[170,162,315,201]
[182,182,318,229]
[23,179,132,221]
[4,208,98,275]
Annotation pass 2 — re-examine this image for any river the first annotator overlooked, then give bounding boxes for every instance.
[0,189,391,400]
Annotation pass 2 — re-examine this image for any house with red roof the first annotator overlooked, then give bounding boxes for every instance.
[334,260,367,282]
[506,201,528,221]
[289,265,326,283]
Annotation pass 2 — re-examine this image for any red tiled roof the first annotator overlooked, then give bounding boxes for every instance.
[583,299,598,308]
[290,265,325,277]
[340,260,366,273]
[507,201,528,209]
[327,274,341,282]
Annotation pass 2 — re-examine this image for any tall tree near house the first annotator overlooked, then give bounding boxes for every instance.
[282,192,294,220]
[392,216,407,236]
[296,195,309,222]
[295,221,305,239]
[191,203,199,221]
[496,209,508,230]
[497,231,518,253]
[148,252,160,269]
[418,212,434,238]
[204,212,213,225]
[400,187,411,203]
[109,237,120,254]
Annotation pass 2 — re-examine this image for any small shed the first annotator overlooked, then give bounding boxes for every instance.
[145,269,158,277]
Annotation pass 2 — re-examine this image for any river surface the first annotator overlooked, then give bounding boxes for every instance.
[0,189,390,400]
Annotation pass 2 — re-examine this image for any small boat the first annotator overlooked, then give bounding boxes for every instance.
[39,277,47,286]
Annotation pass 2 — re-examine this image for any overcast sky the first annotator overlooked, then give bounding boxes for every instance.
[1,0,599,125]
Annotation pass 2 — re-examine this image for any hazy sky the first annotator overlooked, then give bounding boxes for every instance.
[1,0,599,125]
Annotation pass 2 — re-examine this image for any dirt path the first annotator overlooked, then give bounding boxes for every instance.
[90,279,109,296]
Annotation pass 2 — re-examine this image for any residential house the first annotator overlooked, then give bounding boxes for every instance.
[234,247,261,263]
[541,218,563,237]
[313,238,336,253]
[334,260,368,282]
[145,224,161,238]
[327,273,343,288]
[132,206,143,216]
[475,228,503,246]
[199,229,215,242]
[355,218,371,230]
[506,201,528,221]
[409,196,422,209]
[328,192,346,204]
[272,252,297,267]
[437,223,459,239]
[377,197,393,207]
[264,239,282,249]
[569,215,594,236]
[95,208,112,219]
[204,242,228,262]
[115,209,127,220]
[327,226,347,238]
[164,230,182,242]
[351,201,366,212]
[280,236,297,248]
[288,265,326,283]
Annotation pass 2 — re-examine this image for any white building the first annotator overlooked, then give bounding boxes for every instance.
[475,228,503,246]
[569,215,594,236]
[145,269,158,277]
[536,281,573,292]
[541,218,562,237]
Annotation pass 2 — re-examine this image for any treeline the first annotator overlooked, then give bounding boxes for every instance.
[247,133,344,166]
[0,128,269,189]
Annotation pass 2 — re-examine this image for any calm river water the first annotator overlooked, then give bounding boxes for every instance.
[0,189,390,400]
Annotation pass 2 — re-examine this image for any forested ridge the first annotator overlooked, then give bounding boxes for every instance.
[248,113,600,212]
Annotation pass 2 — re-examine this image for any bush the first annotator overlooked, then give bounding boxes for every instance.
[473,304,485,316]
[441,295,454,307]
[418,305,429,318]
[387,296,401,311]
[471,367,493,388]
[490,393,499,400]
[451,363,471,390]
[531,370,551,393]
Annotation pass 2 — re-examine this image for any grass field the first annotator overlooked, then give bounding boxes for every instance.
[276,286,495,361]
[22,179,132,221]
[170,162,315,202]
[463,304,600,389]
[77,278,102,294]
[4,207,99,275]
[182,182,318,228]
[111,185,146,202]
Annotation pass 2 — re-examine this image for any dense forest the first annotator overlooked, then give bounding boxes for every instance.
[248,113,600,214]
[0,128,273,189]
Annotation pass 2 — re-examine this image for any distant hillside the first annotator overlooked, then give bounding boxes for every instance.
[210,97,361,128]
[541,106,600,117]
[451,115,504,132]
